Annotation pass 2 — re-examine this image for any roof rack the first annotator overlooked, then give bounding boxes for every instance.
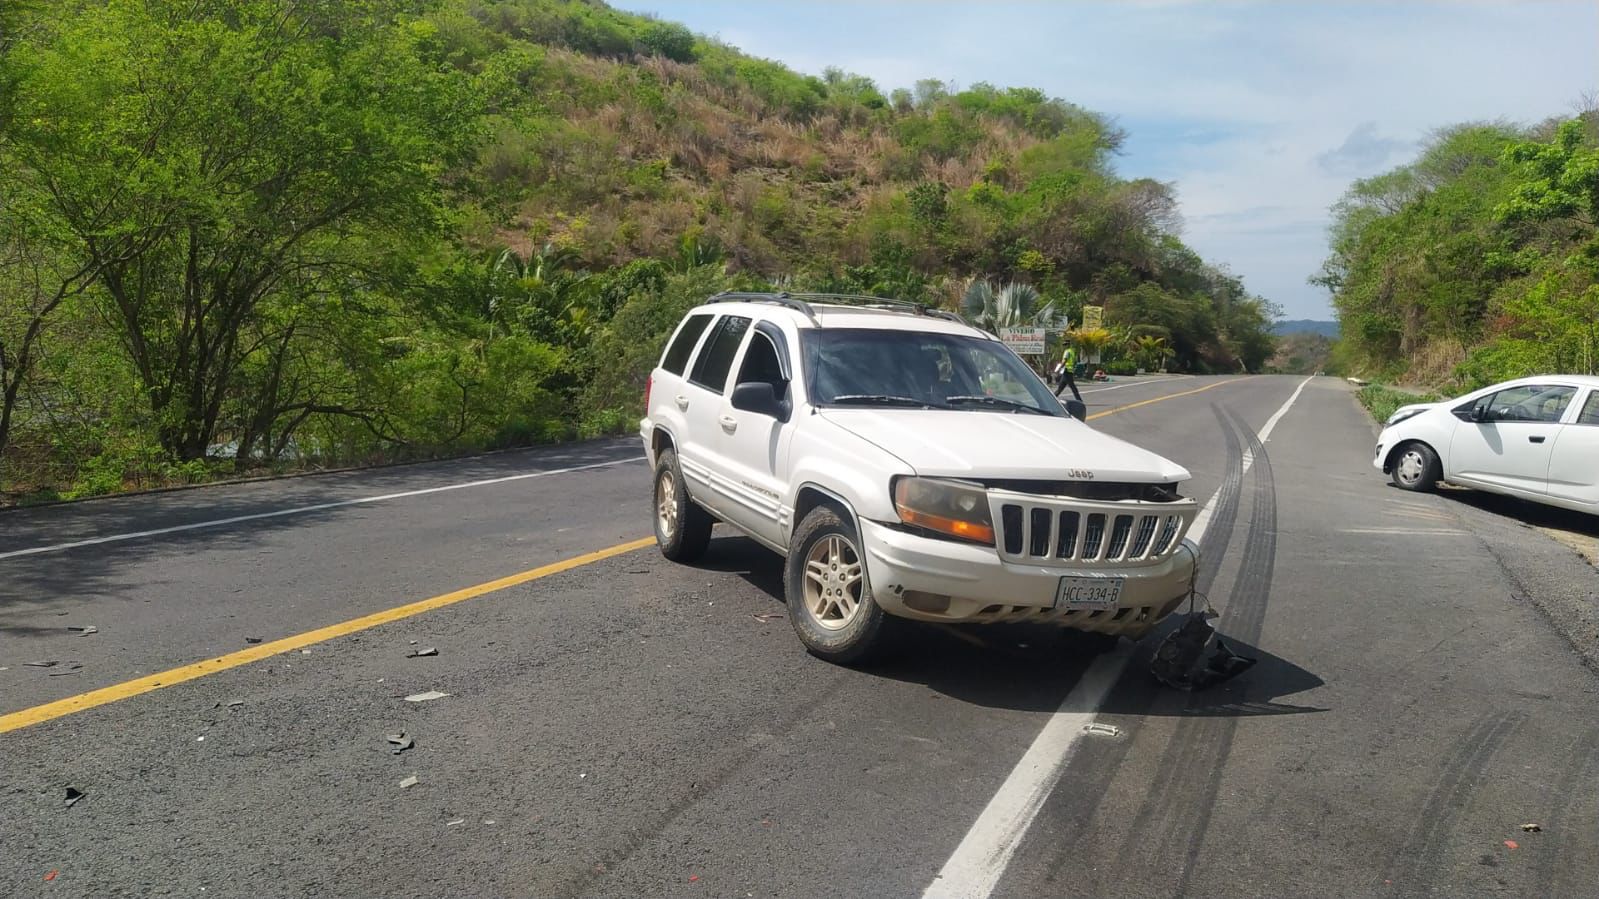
[706,291,817,321]
[707,290,968,325]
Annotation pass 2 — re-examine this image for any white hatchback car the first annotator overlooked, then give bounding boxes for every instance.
[641,292,1200,663]
[1374,375,1599,514]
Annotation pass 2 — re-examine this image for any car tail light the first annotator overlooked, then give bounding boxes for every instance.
[644,374,653,410]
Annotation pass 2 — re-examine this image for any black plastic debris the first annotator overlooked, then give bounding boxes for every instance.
[244,636,263,644]
[386,733,414,755]
[406,647,438,658]
[67,626,98,636]
[25,660,59,668]
[1150,613,1257,691]
[64,788,84,808]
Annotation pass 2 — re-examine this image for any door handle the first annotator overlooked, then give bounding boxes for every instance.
[1530,435,1546,443]
[719,415,738,433]
[675,394,689,411]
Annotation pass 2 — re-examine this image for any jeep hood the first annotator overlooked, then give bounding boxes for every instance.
[819,409,1191,483]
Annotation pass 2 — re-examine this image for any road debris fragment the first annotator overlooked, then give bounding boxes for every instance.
[1522,823,1542,833]
[404,690,449,702]
[64,788,84,808]
[48,670,81,677]
[300,649,311,655]
[196,735,206,742]
[1083,723,1122,738]
[228,700,244,708]
[245,636,263,644]
[386,733,414,754]
[25,660,59,668]
[1150,613,1256,691]
[1504,840,1519,850]
[406,647,438,658]
[399,775,418,789]
[44,870,59,881]
[752,613,784,622]
[67,625,98,636]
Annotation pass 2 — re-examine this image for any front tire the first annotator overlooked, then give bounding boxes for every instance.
[654,449,713,562]
[1390,442,1441,492]
[785,506,888,665]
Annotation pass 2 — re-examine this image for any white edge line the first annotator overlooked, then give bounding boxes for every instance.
[920,375,1313,899]
[0,456,647,562]
[1075,376,1183,395]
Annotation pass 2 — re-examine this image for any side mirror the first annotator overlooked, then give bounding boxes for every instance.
[731,381,790,421]
[1065,399,1087,422]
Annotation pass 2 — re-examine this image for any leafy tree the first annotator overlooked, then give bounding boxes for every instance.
[4,0,479,460]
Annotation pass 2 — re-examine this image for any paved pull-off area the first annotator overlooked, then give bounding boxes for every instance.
[2,375,1596,898]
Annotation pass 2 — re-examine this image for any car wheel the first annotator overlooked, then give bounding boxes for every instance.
[653,449,713,562]
[1391,442,1441,492]
[785,505,888,665]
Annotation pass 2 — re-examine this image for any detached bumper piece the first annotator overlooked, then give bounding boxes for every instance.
[1149,613,1257,691]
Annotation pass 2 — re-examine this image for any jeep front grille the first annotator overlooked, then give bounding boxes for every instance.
[989,491,1195,566]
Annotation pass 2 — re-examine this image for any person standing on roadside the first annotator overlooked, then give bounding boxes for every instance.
[1055,340,1083,402]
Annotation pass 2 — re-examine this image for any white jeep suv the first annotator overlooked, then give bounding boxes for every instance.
[641,292,1200,663]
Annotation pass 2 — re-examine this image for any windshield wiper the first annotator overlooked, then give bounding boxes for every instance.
[829,394,939,408]
[945,395,1051,415]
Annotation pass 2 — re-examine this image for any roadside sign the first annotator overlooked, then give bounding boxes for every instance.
[1081,305,1103,330]
[999,327,1047,355]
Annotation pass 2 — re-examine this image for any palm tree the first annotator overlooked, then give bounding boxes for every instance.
[1132,335,1175,371]
[960,279,1061,334]
[1068,328,1115,364]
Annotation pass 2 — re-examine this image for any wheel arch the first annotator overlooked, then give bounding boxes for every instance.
[792,483,859,534]
[651,424,677,461]
[1383,438,1439,474]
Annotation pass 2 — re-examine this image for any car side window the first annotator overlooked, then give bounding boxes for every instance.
[735,330,785,391]
[1576,391,1599,426]
[688,315,751,394]
[661,313,713,376]
[1476,385,1577,423]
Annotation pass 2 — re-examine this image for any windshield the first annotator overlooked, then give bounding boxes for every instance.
[802,328,1063,416]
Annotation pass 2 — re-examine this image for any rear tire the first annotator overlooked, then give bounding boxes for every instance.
[785,505,888,665]
[654,449,713,562]
[1390,442,1441,492]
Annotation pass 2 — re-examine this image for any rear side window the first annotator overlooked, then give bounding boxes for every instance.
[661,313,713,376]
[1577,391,1599,426]
[689,315,751,394]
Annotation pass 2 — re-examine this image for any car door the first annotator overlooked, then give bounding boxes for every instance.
[1546,387,1599,506]
[1447,383,1577,494]
[648,311,716,461]
[678,313,752,515]
[711,321,795,548]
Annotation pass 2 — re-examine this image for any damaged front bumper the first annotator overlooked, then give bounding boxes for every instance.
[859,519,1198,638]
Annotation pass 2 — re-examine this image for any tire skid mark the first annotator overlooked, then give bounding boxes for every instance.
[1216,406,1278,646]
[1195,404,1247,596]
[1382,709,1528,897]
[1535,726,1599,897]
[1106,406,1277,896]
[1035,403,1249,892]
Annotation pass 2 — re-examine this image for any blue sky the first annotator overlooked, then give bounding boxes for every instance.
[611,1,1598,319]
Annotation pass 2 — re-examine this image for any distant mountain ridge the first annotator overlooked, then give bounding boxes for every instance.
[1273,319,1339,337]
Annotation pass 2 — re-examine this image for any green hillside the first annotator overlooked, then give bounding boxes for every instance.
[1319,112,1599,387]
[0,0,1278,502]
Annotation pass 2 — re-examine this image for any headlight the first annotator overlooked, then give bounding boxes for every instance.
[1386,407,1427,426]
[893,477,994,545]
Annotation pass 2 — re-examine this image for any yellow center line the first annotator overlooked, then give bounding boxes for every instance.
[0,536,655,735]
[1087,378,1240,420]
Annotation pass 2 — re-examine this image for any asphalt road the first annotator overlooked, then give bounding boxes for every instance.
[3,375,1596,898]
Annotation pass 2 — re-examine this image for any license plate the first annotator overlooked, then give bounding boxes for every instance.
[1055,575,1125,610]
